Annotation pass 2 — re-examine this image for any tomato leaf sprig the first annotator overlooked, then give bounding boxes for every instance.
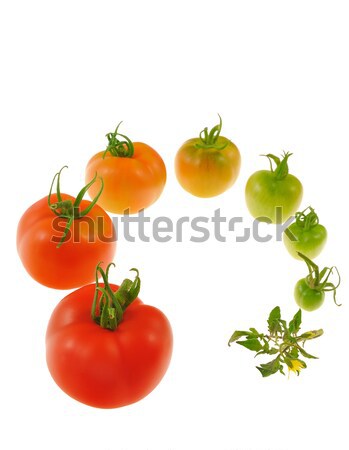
[297,252,341,306]
[228,306,323,377]
[48,166,104,248]
[91,263,141,331]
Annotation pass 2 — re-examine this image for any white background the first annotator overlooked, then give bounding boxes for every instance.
[1,1,348,449]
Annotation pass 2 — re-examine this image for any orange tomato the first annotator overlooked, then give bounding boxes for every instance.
[86,123,166,214]
[175,116,241,197]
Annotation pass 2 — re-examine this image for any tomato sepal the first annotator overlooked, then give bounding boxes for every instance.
[91,263,141,331]
[103,122,135,158]
[48,166,104,248]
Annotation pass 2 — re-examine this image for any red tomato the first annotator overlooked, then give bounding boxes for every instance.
[85,123,166,214]
[17,169,116,289]
[46,267,173,408]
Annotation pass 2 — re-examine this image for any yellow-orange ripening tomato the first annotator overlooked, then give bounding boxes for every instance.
[175,116,241,197]
[86,123,166,214]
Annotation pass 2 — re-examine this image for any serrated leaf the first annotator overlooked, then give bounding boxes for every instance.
[299,329,324,340]
[256,357,281,377]
[228,330,251,346]
[289,309,302,335]
[298,346,318,359]
[268,306,282,334]
[237,338,263,352]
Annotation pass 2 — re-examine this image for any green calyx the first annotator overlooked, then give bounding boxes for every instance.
[91,263,141,331]
[262,151,292,180]
[298,252,341,306]
[194,114,228,150]
[48,166,104,248]
[228,306,323,377]
[103,121,134,158]
[295,206,319,231]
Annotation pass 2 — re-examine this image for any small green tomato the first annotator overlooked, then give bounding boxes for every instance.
[294,252,341,312]
[284,206,327,259]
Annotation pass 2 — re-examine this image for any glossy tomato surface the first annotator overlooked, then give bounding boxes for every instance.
[86,143,166,214]
[175,136,241,197]
[46,283,173,408]
[17,193,116,289]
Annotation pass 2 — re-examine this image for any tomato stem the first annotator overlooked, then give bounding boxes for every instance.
[103,122,134,158]
[91,263,141,331]
[195,114,228,150]
[262,151,292,180]
[295,206,319,231]
[48,166,104,248]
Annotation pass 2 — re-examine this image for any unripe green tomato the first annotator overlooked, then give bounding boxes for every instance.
[245,170,303,223]
[283,221,327,259]
[245,152,303,224]
[294,278,325,312]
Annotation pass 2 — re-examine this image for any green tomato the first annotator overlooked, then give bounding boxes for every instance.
[245,152,303,223]
[283,206,327,259]
[294,253,341,312]
[294,278,325,311]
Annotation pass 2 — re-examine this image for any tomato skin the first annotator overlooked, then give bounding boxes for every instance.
[85,143,166,214]
[245,170,303,223]
[46,283,173,408]
[17,194,116,289]
[283,222,327,259]
[294,278,325,311]
[175,136,241,197]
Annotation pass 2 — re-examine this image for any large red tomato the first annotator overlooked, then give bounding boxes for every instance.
[46,266,173,408]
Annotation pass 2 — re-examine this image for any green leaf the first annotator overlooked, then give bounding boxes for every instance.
[289,309,302,335]
[256,357,281,377]
[228,330,251,346]
[287,347,299,359]
[237,338,263,352]
[298,346,318,359]
[249,328,261,337]
[299,329,324,340]
[279,364,286,376]
[255,346,278,357]
[268,347,279,355]
[268,306,281,334]
[279,319,288,331]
